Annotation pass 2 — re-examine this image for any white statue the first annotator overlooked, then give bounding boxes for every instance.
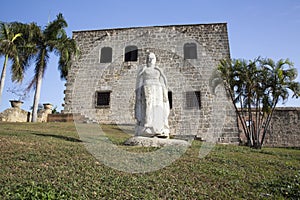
[135,53,170,138]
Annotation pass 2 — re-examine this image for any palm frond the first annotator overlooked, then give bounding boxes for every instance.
[44,13,67,41]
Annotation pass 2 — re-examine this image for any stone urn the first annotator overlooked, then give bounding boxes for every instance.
[9,100,24,108]
[43,103,53,110]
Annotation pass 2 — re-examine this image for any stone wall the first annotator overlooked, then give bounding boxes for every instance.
[238,107,300,147]
[0,103,53,123]
[37,109,52,122]
[0,107,30,122]
[47,113,87,122]
[63,23,239,143]
[265,107,300,147]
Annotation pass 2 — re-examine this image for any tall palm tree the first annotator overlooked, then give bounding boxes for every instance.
[0,22,40,108]
[28,13,78,122]
[0,22,23,106]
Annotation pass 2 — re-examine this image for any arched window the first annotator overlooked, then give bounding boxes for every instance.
[100,47,112,63]
[184,43,197,59]
[124,45,138,62]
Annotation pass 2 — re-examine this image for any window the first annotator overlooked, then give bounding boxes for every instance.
[185,91,201,109]
[184,43,197,59]
[168,91,173,109]
[96,91,111,108]
[100,47,112,63]
[125,45,138,62]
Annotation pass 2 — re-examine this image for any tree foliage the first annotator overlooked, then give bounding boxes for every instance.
[0,22,29,107]
[216,57,300,148]
[0,14,79,120]
[24,13,79,122]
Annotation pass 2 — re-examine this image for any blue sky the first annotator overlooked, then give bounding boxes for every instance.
[1,0,300,112]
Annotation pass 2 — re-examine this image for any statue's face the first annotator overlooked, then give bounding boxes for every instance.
[147,53,156,65]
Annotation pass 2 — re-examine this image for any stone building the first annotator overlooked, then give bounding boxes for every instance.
[63,23,239,143]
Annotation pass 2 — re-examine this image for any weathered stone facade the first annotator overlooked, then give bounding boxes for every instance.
[0,103,52,123]
[37,104,53,122]
[63,23,239,143]
[264,108,300,147]
[0,107,30,122]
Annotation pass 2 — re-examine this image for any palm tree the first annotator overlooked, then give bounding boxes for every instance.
[0,22,23,107]
[217,57,300,148]
[0,22,39,107]
[258,58,300,146]
[10,22,40,80]
[28,13,78,122]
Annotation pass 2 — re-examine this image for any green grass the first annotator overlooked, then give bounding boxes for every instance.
[0,122,299,199]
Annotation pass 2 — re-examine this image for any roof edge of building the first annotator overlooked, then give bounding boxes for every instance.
[72,22,228,34]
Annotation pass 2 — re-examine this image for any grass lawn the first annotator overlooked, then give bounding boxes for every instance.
[0,122,299,199]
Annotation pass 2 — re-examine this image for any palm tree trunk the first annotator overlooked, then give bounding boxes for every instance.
[31,68,43,122]
[226,87,250,146]
[0,55,9,107]
[261,99,278,146]
[247,95,254,147]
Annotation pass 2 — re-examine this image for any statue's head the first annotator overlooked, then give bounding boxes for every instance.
[147,52,156,65]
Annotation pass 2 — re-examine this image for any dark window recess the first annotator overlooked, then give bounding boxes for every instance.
[184,43,197,59]
[185,91,201,109]
[125,45,138,62]
[96,91,111,107]
[168,91,173,109]
[100,47,112,63]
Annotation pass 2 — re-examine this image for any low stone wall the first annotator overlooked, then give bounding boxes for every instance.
[264,107,300,147]
[239,107,300,147]
[37,109,52,122]
[47,113,87,122]
[0,104,53,123]
[0,107,30,122]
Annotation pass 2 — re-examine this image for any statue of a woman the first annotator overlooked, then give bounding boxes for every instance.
[135,52,170,138]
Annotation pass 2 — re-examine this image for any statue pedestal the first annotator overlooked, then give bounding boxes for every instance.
[124,136,191,148]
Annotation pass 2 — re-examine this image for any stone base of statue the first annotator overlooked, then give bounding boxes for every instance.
[124,136,191,148]
[135,126,170,139]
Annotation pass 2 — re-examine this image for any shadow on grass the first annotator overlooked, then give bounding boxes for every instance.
[31,133,82,143]
[277,146,300,150]
[107,124,135,133]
